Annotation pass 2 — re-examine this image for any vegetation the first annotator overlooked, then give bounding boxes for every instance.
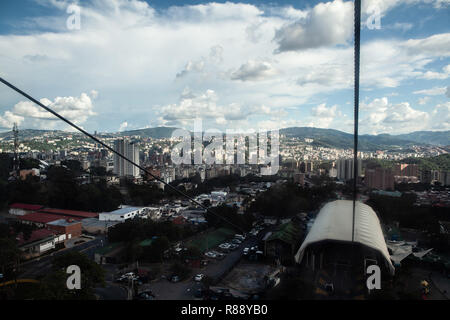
[4,162,122,212]
[247,182,337,218]
[205,204,254,232]
[367,193,449,252]
[125,179,165,206]
[107,218,198,262]
[32,251,105,300]
[401,154,450,171]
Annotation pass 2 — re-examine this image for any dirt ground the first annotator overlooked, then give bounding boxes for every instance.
[220,262,276,294]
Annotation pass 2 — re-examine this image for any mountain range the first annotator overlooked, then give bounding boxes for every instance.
[1,127,448,151]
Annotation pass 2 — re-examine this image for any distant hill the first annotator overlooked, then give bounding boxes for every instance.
[118,126,178,139]
[0,129,65,140]
[279,127,424,151]
[401,153,450,171]
[394,131,450,146]
[2,126,448,151]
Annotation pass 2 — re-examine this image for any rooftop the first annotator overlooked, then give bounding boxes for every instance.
[19,212,76,224]
[10,203,44,211]
[47,219,81,227]
[81,217,120,228]
[39,208,98,218]
[101,206,142,215]
[16,229,57,246]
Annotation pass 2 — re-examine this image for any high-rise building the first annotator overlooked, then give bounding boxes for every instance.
[439,171,450,186]
[113,139,140,177]
[336,158,362,181]
[393,163,419,177]
[365,167,394,190]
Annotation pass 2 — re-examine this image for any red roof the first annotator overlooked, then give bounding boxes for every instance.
[19,212,79,224]
[10,203,44,211]
[16,229,58,246]
[38,208,98,218]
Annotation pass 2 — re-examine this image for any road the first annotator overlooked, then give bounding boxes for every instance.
[19,235,106,278]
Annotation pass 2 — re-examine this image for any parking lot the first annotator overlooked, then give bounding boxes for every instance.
[132,226,269,299]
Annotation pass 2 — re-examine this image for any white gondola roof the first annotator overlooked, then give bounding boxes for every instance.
[294,200,394,275]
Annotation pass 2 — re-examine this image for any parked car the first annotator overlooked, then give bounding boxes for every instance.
[134,290,155,300]
[170,275,181,283]
[231,239,242,244]
[229,244,239,250]
[219,243,231,249]
[234,234,245,241]
[243,247,249,255]
[215,252,225,260]
[194,274,204,282]
[205,251,217,258]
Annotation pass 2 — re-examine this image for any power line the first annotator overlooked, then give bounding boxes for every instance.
[352,0,361,243]
[0,77,244,233]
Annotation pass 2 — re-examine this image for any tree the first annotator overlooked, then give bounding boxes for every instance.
[142,236,170,262]
[0,237,21,277]
[61,160,83,176]
[89,166,107,176]
[34,251,106,300]
[205,204,254,231]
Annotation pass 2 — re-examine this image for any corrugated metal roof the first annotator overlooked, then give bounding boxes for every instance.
[10,203,44,211]
[39,208,98,218]
[19,212,76,224]
[294,200,395,275]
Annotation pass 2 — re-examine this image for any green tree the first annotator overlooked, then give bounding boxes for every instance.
[0,237,21,277]
[34,251,106,300]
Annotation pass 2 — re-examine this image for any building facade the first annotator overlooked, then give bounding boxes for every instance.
[113,139,140,177]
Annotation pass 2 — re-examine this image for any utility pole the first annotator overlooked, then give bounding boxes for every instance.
[351,0,361,243]
[12,122,20,177]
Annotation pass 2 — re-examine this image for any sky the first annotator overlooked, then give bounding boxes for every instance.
[0,0,449,135]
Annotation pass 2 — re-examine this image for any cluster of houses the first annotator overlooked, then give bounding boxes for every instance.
[7,203,158,259]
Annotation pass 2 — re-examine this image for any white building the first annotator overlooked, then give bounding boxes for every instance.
[99,206,148,222]
[113,139,140,177]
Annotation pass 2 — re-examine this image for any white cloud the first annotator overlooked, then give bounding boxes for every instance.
[418,96,430,105]
[419,64,450,80]
[118,121,128,132]
[1,91,97,130]
[307,103,339,128]
[0,111,25,129]
[158,89,271,127]
[274,0,353,52]
[413,86,447,95]
[176,60,205,78]
[230,60,277,81]
[430,102,450,130]
[360,97,444,134]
